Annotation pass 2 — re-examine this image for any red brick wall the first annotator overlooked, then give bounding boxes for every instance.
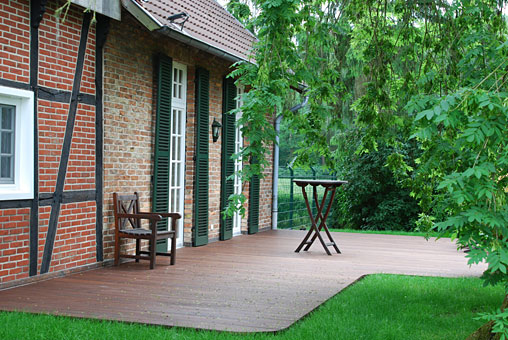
[0,208,29,283]
[0,1,273,284]
[103,10,273,254]
[0,0,30,83]
[36,2,97,275]
[0,1,97,283]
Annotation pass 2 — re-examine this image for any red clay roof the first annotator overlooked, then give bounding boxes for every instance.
[132,0,256,61]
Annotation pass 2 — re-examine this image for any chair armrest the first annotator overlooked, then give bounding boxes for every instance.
[139,212,181,220]
[141,213,182,220]
[116,213,163,221]
[135,212,181,235]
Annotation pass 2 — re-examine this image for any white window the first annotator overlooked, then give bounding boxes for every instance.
[233,85,244,236]
[0,86,34,200]
[169,63,187,247]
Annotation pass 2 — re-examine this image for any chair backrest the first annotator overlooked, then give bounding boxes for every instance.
[113,192,141,230]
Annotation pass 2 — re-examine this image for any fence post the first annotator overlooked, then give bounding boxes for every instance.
[289,166,294,229]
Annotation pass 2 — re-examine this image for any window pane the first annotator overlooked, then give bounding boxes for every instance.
[2,106,14,129]
[176,136,181,161]
[171,163,176,186]
[176,163,183,186]
[177,110,182,134]
[172,136,177,160]
[172,109,177,134]
[1,132,12,154]
[1,156,11,179]
[170,189,176,211]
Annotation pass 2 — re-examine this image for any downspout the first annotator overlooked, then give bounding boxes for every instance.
[272,95,309,230]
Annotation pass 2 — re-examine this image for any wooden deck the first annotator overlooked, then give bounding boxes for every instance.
[0,230,485,332]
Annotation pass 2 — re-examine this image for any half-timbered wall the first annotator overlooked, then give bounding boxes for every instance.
[0,0,101,284]
[0,0,31,284]
[0,1,273,286]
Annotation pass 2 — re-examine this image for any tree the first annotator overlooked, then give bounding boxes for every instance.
[228,0,508,338]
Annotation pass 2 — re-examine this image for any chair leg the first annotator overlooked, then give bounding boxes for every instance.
[149,238,156,269]
[170,235,176,265]
[135,239,140,263]
[114,233,120,266]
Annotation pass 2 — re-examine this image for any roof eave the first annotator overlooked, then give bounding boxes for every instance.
[122,0,249,63]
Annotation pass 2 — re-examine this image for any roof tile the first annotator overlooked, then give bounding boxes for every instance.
[134,0,256,61]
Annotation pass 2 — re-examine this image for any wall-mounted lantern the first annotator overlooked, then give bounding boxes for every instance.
[212,119,221,143]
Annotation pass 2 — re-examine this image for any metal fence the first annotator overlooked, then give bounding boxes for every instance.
[277,166,336,229]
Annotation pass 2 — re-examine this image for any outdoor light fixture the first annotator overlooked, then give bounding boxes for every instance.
[212,119,221,143]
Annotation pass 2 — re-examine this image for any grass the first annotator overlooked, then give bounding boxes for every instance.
[328,228,446,238]
[0,275,503,340]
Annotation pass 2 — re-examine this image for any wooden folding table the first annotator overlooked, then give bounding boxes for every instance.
[294,179,348,255]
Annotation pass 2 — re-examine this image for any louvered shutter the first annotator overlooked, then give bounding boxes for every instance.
[153,54,172,251]
[248,158,260,234]
[220,78,236,241]
[193,67,210,246]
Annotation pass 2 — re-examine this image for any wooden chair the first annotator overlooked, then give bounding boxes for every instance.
[112,192,180,269]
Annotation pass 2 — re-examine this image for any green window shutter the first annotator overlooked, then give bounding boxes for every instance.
[248,158,260,235]
[220,77,236,241]
[193,67,210,246]
[153,54,172,251]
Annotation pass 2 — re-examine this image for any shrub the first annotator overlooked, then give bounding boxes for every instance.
[331,130,421,231]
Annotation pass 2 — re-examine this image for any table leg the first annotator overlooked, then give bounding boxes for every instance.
[294,186,332,254]
[318,188,341,253]
[303,187,341,254]
[303,187,329,251]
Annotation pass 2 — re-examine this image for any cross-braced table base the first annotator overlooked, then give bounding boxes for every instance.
[294,179,347,255]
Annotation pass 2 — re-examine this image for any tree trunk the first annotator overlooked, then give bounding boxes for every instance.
[466,294,508,340]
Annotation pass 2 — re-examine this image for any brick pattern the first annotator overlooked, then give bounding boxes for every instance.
[38,202,96,273]
[259,148,274,231]
[0,0,30,84]
[64,103,96,191]
[38,2,96,95]
[0,2,98,283]
[0,208,30,284]
[103,11,273,253]
[0,2,273,284]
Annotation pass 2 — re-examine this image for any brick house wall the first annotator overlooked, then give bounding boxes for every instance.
[103,9,274,254]
[0,0,31,284]
[0,1,273,285]
[0,1,98,284]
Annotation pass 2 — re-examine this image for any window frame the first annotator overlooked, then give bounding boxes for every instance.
[0,86,34,200]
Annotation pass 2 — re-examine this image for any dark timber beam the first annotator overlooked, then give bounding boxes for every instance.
[29,0,47,277]
[0,79,94,105]
[40,12,92,275]
[0,200,32,209]
[95,15,110,262]
[0,79,31,91]
[39,190,96,206]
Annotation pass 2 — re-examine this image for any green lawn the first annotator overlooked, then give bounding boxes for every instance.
[328,228,447,238]
[0,275,503,340]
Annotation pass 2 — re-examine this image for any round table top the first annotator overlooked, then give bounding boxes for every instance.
[293,179,348,188]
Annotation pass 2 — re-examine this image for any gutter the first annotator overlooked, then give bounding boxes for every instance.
[272,95,309,230]
[122,0,245,63]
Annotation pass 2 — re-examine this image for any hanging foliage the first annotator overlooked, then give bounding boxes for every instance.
[227,0,508,338]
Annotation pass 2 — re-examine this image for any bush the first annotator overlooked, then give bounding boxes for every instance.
[330,131,421,231]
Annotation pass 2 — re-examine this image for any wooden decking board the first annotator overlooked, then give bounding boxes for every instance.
[0,230,485,332]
